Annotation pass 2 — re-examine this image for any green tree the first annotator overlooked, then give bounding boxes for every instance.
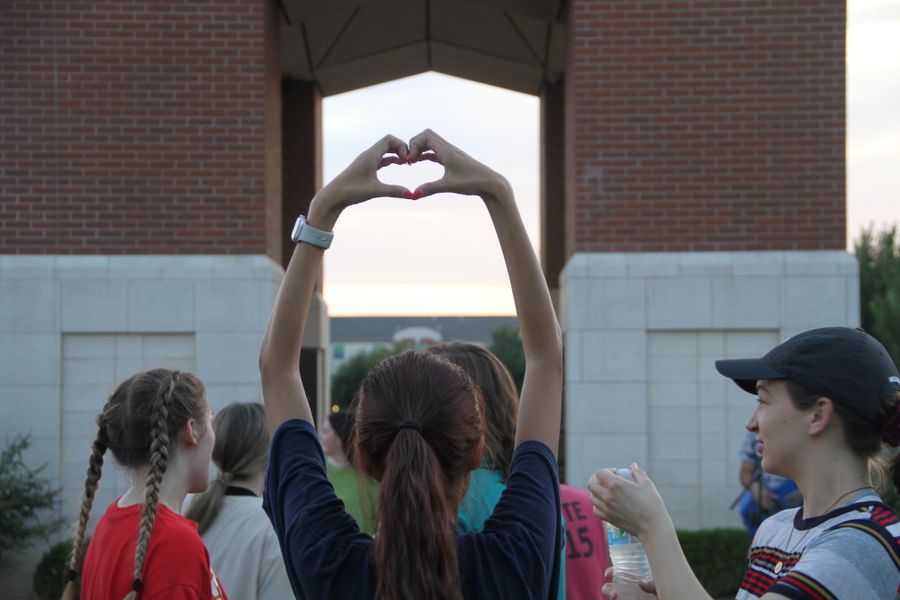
[331,345,403,411]
[855,225,900,364]
[0,434,64,569]
[488,325,526,392]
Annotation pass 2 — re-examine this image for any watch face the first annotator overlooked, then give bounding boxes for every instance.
[290,215,332,248]
[291,217,305,241]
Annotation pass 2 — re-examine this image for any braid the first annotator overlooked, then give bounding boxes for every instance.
[128,371,177,598]
[61,432,107,600]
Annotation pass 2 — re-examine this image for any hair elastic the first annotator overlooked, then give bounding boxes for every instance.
[132,578,143,592]
[397,421,423,434]
[881,403,900,447]
[68,569,78,582]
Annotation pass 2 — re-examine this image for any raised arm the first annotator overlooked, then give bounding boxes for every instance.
[408,130,564,455]
[259,135,410,436]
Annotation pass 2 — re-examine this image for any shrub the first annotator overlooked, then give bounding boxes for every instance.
[677,528,749,598]
[33,538,88,600]
[0,434,64,569]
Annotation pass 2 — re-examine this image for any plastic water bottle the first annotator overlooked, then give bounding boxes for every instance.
[605,468,654,599]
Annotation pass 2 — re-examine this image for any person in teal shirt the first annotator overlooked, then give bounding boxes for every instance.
[432,342,567,600]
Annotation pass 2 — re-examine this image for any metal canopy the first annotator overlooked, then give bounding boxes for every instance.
[280,0,566,96]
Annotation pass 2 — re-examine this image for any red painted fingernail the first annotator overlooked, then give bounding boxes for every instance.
[412,190,424,200]
[402,191,414,200]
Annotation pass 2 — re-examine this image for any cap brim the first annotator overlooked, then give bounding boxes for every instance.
[715,358,786,396]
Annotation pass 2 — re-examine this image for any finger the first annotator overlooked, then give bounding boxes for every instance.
[415,176,452,198]
[590,468,617,492]
[601,583,618,600]
[372,134,409,163]
[373,183,412,199]
[630,462,650,485]
[409,152,440,165]
[604,567,614,582]
[639,579,657,595]
[408,129,443,162]
[377,155,405,169]
[590,491,608,517]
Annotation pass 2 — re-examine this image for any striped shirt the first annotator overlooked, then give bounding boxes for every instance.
[736,494,900,600]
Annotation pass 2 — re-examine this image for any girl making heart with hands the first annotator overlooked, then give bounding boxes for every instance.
[259,131,564,600]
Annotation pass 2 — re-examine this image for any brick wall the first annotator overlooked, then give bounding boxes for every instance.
[565,0,846,254]
[0,1,279,256]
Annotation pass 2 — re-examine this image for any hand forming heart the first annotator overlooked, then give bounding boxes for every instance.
[311,130,511,225]
[404,129,508,200]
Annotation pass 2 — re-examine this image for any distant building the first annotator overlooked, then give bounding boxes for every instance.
[331,316,518,373]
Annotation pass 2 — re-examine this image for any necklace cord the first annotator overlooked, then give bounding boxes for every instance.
[779,484,875,567]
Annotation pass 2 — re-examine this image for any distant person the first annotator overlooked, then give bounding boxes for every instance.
[185,402,292,600]
[431,341,567,599]
[560,484,609,600]
[258,130,563,598]
[321,410,379,534]
[62,368,227,600]
[429,342,517,533]
[737,430,801,535]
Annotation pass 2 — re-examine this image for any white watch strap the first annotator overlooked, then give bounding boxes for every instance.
[291,216,333,249]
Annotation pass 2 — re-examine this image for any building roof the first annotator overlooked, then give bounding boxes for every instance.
[331,316,519,343]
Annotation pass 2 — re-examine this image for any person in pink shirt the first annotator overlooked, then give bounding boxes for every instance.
[561,484,610,600]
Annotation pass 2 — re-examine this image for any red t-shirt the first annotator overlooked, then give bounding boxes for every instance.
[81,500,227,600]
[561,484,610,600]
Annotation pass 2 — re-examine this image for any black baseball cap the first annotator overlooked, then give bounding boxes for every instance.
[715,327,900,425]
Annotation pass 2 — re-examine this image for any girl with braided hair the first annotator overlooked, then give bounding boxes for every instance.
[61,368,227,600]
[259,130,564,599]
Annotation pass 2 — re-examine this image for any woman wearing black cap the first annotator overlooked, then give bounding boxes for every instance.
[590,327,900,600]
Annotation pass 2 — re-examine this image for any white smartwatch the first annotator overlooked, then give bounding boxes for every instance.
[291,215,333,249]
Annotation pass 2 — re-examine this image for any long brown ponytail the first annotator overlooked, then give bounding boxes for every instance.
[61,368,207,600]
[355,351,483,600]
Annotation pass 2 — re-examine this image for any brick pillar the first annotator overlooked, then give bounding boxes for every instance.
[541,80,566,293]
[560,0,850,531]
